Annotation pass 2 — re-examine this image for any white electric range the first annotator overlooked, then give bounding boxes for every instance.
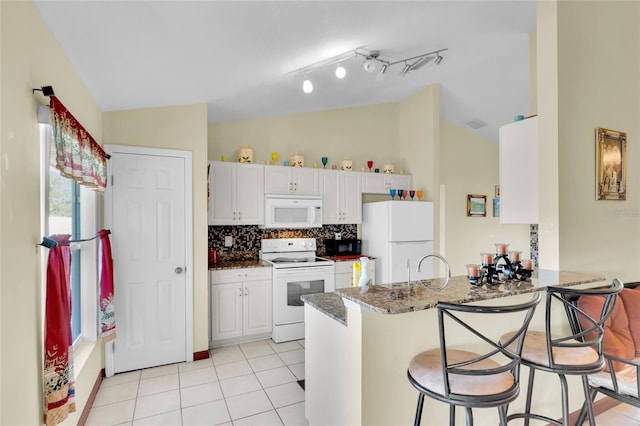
[260,238,335,342]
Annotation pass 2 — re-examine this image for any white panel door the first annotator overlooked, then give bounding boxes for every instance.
[111,151,187,373]
[294,168,320,194]
[319,169,340,224]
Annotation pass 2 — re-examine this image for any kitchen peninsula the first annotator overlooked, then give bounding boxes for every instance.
[303,270,607,426]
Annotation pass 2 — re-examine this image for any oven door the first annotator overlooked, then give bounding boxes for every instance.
[273,265,335,325]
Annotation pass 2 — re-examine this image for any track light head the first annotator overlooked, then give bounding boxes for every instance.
[361,50,380,73]
[376,64,388,82]
[435,54,443,65]
[302,75,313,94]
[335,63,346,79]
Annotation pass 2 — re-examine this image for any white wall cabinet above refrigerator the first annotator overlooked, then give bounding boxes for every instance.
[319,169,362,224]
[361,172,412,195]
[208,161,264,225]
[499,117,538,224]
[264,165,319,195]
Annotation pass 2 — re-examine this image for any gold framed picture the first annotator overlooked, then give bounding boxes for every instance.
[467,194,487,217]
[596,127,626,200]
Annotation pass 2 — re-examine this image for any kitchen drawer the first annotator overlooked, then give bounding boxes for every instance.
[210,267,272,284]
[335,260,357,274]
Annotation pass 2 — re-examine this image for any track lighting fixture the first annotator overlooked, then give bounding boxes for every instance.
[297,47,447,94]
[302,74,313,93]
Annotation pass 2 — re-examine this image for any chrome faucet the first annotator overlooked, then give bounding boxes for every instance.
[416,253,452,290]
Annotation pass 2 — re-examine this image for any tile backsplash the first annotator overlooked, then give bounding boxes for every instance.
[208,224,358,261]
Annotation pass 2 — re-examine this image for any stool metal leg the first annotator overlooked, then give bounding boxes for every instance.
[498,406,507,426]
[558,374,569,426]
[465,407,473,426]
[449,404,455,426]
[524,368,536,426]
[581,375,596,425]
[414,393,425,426]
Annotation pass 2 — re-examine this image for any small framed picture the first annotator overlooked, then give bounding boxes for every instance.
[467,194,487,217]
[493,198,500,217]
[495,185,500,198]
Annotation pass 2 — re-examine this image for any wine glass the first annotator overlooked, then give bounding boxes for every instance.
[271,152,279,164]
[397,189,404,200]
[409,190,415,200]
[402,190,408,200]
[367,160,373,172]
[416,190,423,201]
[389,189,396,200]
[321,157,328,168]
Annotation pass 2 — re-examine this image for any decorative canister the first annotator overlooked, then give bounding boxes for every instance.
[341,158,353,171]
[238,145,254,163]
[383,162,394,174]
[290,152,304,167]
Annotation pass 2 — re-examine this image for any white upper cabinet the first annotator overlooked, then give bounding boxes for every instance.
[264,165,319,195]
[499,116,538,224]
[361,172,412,195]
[319,169,362,224]
[208,161,264,225]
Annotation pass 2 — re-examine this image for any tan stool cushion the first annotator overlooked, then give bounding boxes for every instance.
[408,348,515,397]
[502,330,599,367]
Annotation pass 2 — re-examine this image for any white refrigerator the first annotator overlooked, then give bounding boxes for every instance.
[362,200,434,285]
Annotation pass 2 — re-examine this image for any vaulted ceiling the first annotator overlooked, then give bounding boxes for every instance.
[34,1,536,143]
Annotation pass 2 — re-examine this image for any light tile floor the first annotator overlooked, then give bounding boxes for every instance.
[85,336,640,425]
[86,339,307,426]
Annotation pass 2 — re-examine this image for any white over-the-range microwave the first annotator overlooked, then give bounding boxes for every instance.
[262,194,322,229]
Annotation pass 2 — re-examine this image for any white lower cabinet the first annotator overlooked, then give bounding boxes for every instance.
[334,259,376,289]
[210,267,272,346]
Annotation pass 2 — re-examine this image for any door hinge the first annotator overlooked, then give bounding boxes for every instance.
[111,175,114,186]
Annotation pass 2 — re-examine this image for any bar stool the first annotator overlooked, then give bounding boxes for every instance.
[407,294,541,426]
[501,279,623,426]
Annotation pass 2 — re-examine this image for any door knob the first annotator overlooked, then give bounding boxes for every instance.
[175,267,184,274]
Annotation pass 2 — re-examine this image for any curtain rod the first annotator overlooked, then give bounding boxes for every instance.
[39,230,111,249]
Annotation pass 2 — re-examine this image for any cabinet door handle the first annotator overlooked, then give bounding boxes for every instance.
[238,211,242,220]
[238,287,242,297]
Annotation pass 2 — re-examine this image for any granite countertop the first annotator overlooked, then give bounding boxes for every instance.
[334,270,607,315]
[301,292,347,325]
[209,259,272,270]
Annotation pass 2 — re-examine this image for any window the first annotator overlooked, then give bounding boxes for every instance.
[41,122,99,344]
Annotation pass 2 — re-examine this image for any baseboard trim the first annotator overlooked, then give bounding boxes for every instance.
[194,350,210,361]
[78,368,105,426]
[561,396,621,425]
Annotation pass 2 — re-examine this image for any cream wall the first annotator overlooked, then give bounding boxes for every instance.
[209,103,403,176]
[103,104,210,353]
[440,119,530,275]
[0,1,104,424]
[538,0,640,281]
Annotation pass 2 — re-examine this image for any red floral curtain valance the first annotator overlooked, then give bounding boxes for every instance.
[49,96,107,193]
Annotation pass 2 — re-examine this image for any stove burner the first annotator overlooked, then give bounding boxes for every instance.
[272,257,312,263]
